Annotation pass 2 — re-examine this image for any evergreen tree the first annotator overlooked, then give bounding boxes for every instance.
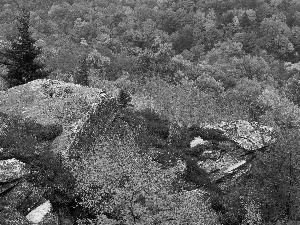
[0,8,48,88]
[73,56,89,86]
[240,12,252,29]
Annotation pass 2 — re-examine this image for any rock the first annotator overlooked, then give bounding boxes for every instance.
[0,181,34,208]
[26,200,52,224]
[198,153,244,175]
[25,121,63,142]
[0,207,31,225]
[0,112,39,150]
[204,120,275,150]
[223,160,247,173]
[0,159,30,182]
[0,79,111,210]
[201,149,222,160]
[0,79,108,133]
[190,137,209,148]
[0,111,63,146]
[0,79,127,223]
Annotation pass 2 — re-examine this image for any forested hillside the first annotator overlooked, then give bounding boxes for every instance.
[1,0,300,224]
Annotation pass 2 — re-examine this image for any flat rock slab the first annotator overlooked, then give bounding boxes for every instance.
[26,200,52,224]
[0,159,30,182]
[0,207,31,225]
[0,79,107,126]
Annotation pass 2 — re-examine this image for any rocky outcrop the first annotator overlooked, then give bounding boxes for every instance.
[0,78,278,223]
[185,120,276,189]
[203,120,275,150]
[0,79,112,224]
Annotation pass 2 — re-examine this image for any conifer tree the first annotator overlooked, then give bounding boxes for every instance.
[240,12,252,29]
[73,56,89,86]
[0,8,48,88]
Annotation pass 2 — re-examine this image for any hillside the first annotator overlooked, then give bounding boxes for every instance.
[1,0,300,224]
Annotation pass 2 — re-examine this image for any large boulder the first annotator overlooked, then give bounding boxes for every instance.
[203,120,275,151]
[0,79,115,224]
[177,120,276,191]
[0,78,110,162]
[26,200,52,224]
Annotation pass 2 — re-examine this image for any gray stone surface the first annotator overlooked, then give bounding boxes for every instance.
[0,159,30,182]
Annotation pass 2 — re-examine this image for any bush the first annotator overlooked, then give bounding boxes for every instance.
[137,108,169,140]
[70,133,220,224]
[285,76,300,106]
[136,76,248,127]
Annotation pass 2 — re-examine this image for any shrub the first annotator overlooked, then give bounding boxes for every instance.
[71,133,220,224]
[137,76,248,127]
[137,108,169,140]
[285,76,300,106]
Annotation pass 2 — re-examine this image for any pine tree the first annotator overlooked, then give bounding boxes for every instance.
[240,12,252,29]
[73,56,89,86]
[0,8,48,88]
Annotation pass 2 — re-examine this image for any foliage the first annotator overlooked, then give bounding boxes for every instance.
[71,134,220,225]
[247,128,300,222]
[135,76,249,127]
[231,55,271,81]
[0,8,48,88]
[2,0,300,223]
[284,75,300,106]
[258,86,300,128]
[259,15,294,60]
[73,56,89,86]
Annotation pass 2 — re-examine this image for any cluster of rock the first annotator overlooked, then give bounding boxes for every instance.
[186,120,276,189]
[0,113,67,224]
[0,78,277,224]
[0,79,112,224]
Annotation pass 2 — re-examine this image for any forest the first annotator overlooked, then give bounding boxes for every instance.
[1,0,300,224]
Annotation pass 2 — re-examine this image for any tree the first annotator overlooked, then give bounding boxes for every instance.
[73,56,89,86]
[240,12,252,29]
[0,8,48,88]
[259,16,294,60]
[116,88,132,108]
[172,24,194,54]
